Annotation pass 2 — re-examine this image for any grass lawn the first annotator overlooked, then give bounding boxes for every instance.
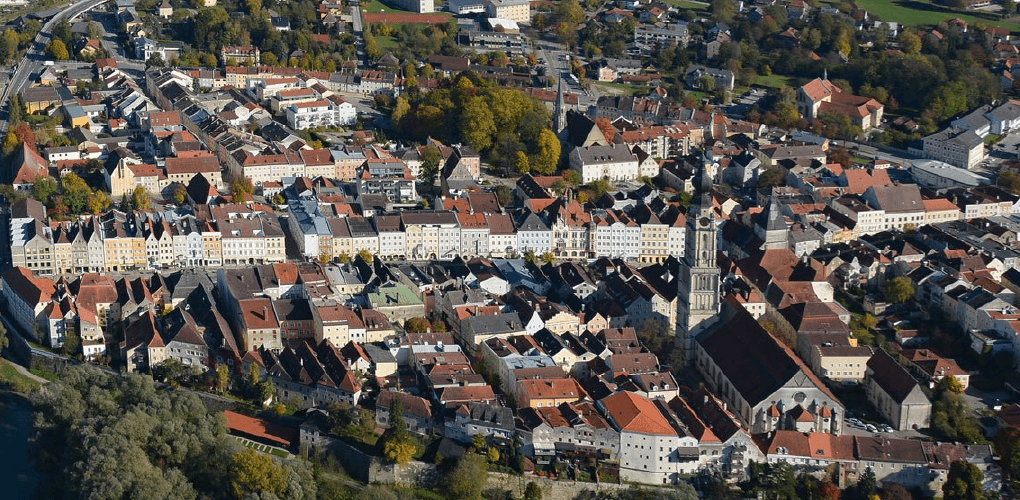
[986,133,1002,145]
[663,0,708,11]
[0,359,42,393]
[376,35,399,49]
[364,0,412,13]
[29,368,58,381]
[836,0,1020,29]
[756,73,795,89]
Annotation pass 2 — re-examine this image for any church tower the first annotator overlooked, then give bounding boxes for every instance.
[676,154,721,366]
[554,74,567,135]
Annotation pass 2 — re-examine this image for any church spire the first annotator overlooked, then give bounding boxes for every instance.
[554,74,566,134]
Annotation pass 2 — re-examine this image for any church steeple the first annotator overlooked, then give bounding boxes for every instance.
[675,158,721,366]
[554,74,566,134]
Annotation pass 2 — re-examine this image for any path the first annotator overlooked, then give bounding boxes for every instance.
[2,358,49,385]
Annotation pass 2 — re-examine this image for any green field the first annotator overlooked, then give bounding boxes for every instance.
[835,0,1019,29]
[376,35,399,49]
[364,0,412,13]
[664,0,709,11]
[755,73,795,89]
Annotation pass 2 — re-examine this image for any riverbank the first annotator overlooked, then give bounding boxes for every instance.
[0,391,38,498]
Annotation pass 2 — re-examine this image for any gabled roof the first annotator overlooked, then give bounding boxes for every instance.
[600,391,675,436]
[866,349,924,404]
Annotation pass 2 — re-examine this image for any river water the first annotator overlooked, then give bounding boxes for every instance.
[0,391,37,498]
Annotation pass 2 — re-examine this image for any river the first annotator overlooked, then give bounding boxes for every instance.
[0,391,37,498]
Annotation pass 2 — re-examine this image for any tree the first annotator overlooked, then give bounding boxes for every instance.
[61,329,81,356]
[32,176,58,207]
[997,425,1020,488]
[404,317,430,333]
[230,448,287,498]
[148,52,165,67]
[711,0,737,23]
[446,454,487,500]
[215,365,230,393]
[357,249,373,263]
[820,481,841,500]
[943,460,984,500]
[540,251,555,264]
[2,128,18,155]
[937,374,965,395]
[932,388,983,443]
[595,117,616,140]
[383,439,416,465]
[898,31,921,54]
[87,21,103,40]
[883,277,915,304]
[758,167,785,188]
[46,39,69,60]
[524,482,542,500]
[532,129,561,175]
[494,185,513,207]
[172,184,188,205]
[471,432,487,451]
[131,186,151,211]
[61,173,90,214]
[461,96,496,151]
[229,176,254,201]
[515,150,530,174]
[431,319,447,332]
[87,191,112,214]
[420,144,442,186]
[52,17,71,45]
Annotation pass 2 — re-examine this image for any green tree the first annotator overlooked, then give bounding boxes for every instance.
[52,17,71,45]
[524,482,542,500]
[446,454,487,500]
[230,448,287,498]
[711,0,737,23]
[148,52,165,67]
[938,374,965,395]
[883,277,915,304]
[131,186,151,211]
[486,446,499,462]
[87,21,103,40]
[61,173,90,214]
[997,425,1020,488]
[32,176,58,206]
[419,144,442,186]
[898,31,921,54]
[532,129,561,175]
[471,432,487,451]
[46,39,69,61]
[540,251,555,264]
[943,460,984,500]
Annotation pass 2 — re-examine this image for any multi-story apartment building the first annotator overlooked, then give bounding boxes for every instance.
[484,0,529,24]
[402,211,461,260]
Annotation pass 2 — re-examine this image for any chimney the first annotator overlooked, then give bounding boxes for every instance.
[263,306,268,319]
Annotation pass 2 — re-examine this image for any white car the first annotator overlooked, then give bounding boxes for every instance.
[866,424,878,433]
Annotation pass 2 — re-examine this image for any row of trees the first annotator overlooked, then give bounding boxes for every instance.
[392,75,560,175]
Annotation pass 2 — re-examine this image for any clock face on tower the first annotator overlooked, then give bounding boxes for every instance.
[699,217,710,227]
